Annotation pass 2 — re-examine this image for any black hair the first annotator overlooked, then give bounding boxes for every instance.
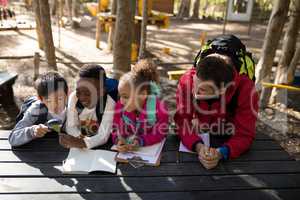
[196,54,235,88]
[79,64,107,81]
[35,71,68,98]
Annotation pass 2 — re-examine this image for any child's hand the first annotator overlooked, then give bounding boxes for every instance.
[127,139,140,151]
[197,145,222,170]
[116,139,139,152]
[116,139,129,152]
[59,134,87,149]
[33,124,49,138]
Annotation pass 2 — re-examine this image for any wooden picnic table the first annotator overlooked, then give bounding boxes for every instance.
[0,71,18,105]
[0,129,300,200]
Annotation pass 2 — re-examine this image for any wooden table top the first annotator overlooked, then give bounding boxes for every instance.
[0,130,299,200]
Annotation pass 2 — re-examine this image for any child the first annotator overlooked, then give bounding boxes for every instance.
[111,59,169,152]
[61,65,118,149]
[174,54,258,169]
[9,72,69,147]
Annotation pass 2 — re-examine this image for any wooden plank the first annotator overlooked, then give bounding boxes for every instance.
[0,189,300,200]
[0,130,273,141]
[0,161,300,177]
[0,149,292,163]
[177,150,293,163]
[0,151,69,163]
[0,138,282,151]
[0,140,67,151]
[0,174,300,193]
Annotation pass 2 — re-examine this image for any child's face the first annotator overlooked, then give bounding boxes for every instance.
[119,82,147,112]
[193,75,225,100]
[40,88,67,114]
[76,78,105,109]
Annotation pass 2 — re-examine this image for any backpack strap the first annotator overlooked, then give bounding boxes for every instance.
[95,93,108,124]
[146,82,160,126]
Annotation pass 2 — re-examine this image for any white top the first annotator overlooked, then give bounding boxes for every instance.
[66,91,116,149]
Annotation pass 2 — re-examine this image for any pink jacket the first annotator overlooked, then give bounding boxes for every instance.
[111,98,169,146]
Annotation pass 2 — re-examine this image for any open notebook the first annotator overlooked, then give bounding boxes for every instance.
[62,148,117,174]
[111,138,166,167]
[179,133,210,154]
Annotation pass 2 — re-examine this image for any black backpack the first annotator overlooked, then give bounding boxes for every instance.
[15,96,48,124]
[194,34,255,81]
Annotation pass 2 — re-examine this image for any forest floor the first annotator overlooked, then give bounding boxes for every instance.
[1,16,299,160]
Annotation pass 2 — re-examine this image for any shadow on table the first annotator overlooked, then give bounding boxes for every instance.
[11,136,130,200]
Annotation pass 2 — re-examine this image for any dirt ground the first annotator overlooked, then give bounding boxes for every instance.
[1,16,300,160]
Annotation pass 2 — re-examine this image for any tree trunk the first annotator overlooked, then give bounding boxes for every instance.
[33,0,44,50]
[138,0,148,59]
[287,44,300,85]
[191,0,200,19]
[202,0,208,18]
[113,0,134,79]
[66,0,72,23]
[39,0,57,70]
[71,0,80,28]
[107,0,117,51]
[51,0,58,16]
[270,0,300,105]
[255,0,290,108]
[177,0,191,19]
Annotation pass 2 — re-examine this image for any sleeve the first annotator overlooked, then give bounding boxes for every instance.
[83,96,116,149]
[66,92,82,138]
[8,104,41,147]
[140,100,169,146]
[174,76,202,151]
[224,81,259,159]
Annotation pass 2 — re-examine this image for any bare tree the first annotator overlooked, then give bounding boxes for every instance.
[255,0,290,108]
[270,0,300,105]
[107,0,117,51]
[191,0,200,19]
[202,0,208,18]
[138,0,148,59]
[113,0,135,79]
[177,0,191,19]
[39,0,57,70]
[33,0,44,50]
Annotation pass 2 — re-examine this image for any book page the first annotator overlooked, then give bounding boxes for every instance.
[62,148,95,173]
[179,142,196,154]
[113,139,166,165]
[90,150,117,173]
[111,138,166,157]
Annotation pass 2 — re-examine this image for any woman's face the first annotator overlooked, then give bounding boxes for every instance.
[76,78,104,109]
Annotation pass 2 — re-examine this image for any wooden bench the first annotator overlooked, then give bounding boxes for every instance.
[0,71,18,105]
[167,70,187,80]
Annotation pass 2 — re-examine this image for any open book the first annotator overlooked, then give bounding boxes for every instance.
[179,133,210,154]
[62,148,117,174]
[111,138,166,167]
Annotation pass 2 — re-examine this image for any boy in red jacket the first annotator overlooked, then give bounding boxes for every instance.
[174,53,258,169]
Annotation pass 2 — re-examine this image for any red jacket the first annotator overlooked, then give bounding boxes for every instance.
[174,68,259,159]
